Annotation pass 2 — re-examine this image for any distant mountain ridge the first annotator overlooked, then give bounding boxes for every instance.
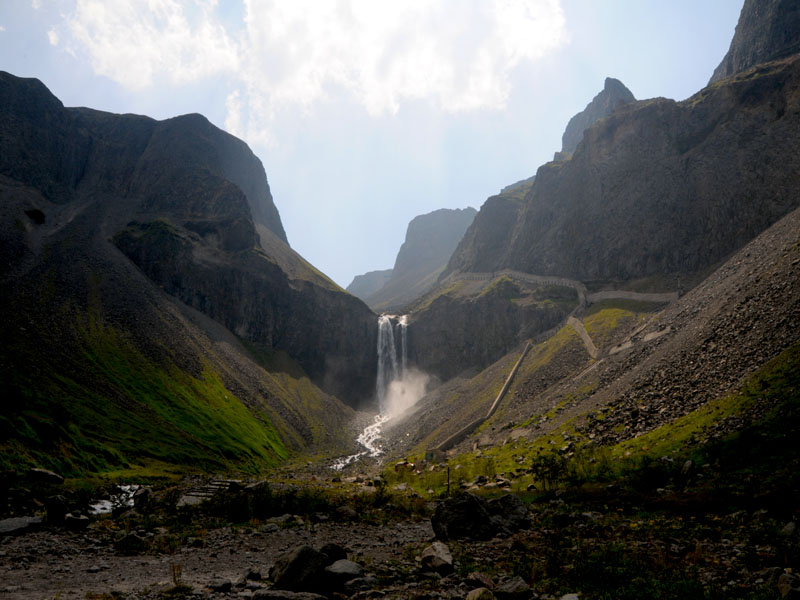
[349,207,477,311]
[346,269,393,300]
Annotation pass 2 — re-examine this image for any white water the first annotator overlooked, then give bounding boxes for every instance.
[89,484,140,515]
[331,414,390,470]
[332,314,427,470]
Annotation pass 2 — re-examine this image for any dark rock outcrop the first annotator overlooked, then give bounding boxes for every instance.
[709,0,800,84]
[557,77,635,158]
[363,207,477,311]
[431,493,530,541]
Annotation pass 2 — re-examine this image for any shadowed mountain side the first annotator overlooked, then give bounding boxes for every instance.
[360,207,477,312]
[710,0,800,84]
[0,178,356,475]
[0,71,378,412]
[446,55,800,284]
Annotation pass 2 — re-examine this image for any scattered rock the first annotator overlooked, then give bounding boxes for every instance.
[780,521,796,537]
[420,541,453,574]
[335,506,359,521]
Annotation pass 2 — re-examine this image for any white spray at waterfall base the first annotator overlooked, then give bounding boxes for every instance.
[331,314,429,470]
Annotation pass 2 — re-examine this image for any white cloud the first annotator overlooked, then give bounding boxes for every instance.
[62,0,567,143]
[0,25,6,32]
[67,0,238,90]
[47,28,59,45]
[31,0,42,9]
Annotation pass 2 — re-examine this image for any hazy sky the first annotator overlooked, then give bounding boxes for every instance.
[1,0,743,287]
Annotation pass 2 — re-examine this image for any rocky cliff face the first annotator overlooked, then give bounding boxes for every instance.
[0,71,377,409]
[347,269,393,301]
[710,0,800,84]
[360,207,477,311]
[446,55,800,284]
[443,178,533,279]
[557,77,635,159]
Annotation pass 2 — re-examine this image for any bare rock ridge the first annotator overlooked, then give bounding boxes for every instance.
[350,207,477,311]
[710,0,800,84]
[555,77,635,160]
[0,70,377,409]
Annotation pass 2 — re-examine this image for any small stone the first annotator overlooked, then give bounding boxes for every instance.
[561,595,580,600]
[246,568,262,581]
[780,521,796,537]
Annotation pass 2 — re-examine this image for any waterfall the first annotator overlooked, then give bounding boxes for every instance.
[399,314,408,379]
[376,314,399,415]
[376,314,410,415]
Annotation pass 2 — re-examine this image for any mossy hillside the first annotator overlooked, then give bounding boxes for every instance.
[583,302,649,348]
[0,306,291,477]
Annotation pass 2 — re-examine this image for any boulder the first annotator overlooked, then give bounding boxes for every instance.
[420,541,453,574]
[431,493,495,541]
[467,589,496,600]
[324,559,364,586]
[26,468,64,485]
[133,487,152,511]
[0,516,42,536]
[253,590,327,600]
[487,494,530,533]
[270,545,328,592]
[45,495,69,524]
[495,576,533,599]
[208,579,232,593]
[319,542,348,563]
[64,513,90,531]
[778,573,800,599]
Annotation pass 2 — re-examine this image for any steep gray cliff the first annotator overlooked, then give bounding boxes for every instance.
[445,55,800,284]
[710,0,800,84]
